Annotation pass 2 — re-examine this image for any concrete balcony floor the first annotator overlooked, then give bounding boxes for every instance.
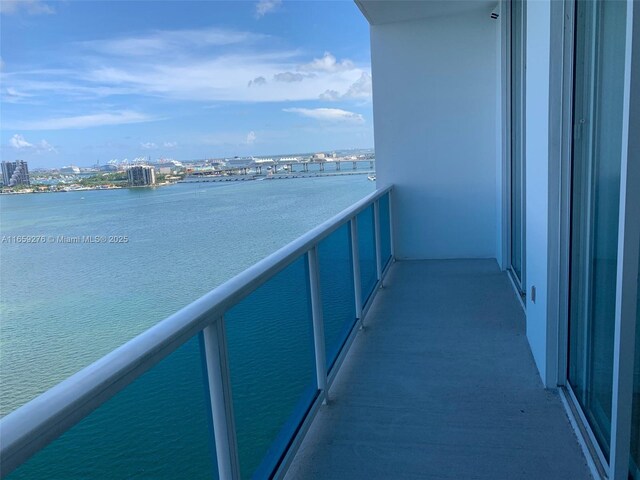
[286,259,592,480]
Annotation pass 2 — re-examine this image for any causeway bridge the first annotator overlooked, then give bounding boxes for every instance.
[187,158,375,177]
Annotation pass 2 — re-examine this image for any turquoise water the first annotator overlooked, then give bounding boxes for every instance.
[0,176,375,478]
[8,337,217,479]
[0,177,374,415]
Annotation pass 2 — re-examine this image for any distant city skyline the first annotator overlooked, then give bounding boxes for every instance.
[0,0,374,168]
[20,146,374,172]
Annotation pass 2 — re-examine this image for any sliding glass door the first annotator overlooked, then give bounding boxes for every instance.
[567,0,627,461]
[510,0,526,292]
[632,256,640,478]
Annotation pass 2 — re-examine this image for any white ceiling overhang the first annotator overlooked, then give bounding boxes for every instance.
[355,0,497,26]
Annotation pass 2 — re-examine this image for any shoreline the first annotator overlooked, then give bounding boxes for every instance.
[0,182,175,195]
[1,171,375,195]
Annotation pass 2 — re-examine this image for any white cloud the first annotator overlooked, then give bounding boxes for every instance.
[319,72,372,101]
[2,78,132,101]
[247,76,267,87]
[274,72,305,83]
[72,37,364,103]
[141,142,157,149]
[7,87,26,97]
[0,0,54,15]
[300,52,354,73]
[319,89,341,101]
[12,111,157,130]
[2,24,370,105]
[3,87,34,103]
[246,131,257,144]
[163,141,178,148]
[80,28,263,58]
[10,134,34,149]
[37,139,57,152]
[283,108,364,124]
[72,51,366,102]
[255,0,281,18]
[344,72,372,99]
[9,134,57,153]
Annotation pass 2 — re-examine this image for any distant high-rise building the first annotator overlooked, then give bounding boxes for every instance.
[127,165,156,186]
[1,162,16,185]
[1,160,30,187]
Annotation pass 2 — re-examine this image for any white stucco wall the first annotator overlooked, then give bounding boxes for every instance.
[524,0,551,383]
[371,8,499,259]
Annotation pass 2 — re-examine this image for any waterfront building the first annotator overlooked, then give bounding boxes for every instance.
[1,1,639,480]
[127,165,156,186]
[1,160,30,187]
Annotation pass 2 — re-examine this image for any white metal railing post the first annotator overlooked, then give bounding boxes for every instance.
[202,318,241,480]
[350,217,363,323]
[373,200,382,282]
[388,190,396,259]
[307,247,328,401]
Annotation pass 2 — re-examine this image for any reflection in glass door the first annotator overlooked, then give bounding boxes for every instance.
[567,0,626,461]
[631,252,640,478]
[510,0,526,292]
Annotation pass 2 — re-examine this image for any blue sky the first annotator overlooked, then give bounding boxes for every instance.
[0,0,373,168]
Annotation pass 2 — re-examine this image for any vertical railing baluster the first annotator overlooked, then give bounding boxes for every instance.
[388,190,396,259]
[203,318,241,480]
[350,217,363,325]
[373,199,382,283]
[308,247,328,402]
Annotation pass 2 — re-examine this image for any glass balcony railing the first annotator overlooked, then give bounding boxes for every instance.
[225,256,316,479]
[357,204,378,305]
[318,222,356,372]
[7,337,217,480]
[1,186,394,480]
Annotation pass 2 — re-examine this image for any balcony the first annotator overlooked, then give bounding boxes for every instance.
[286,259,592,479]
[0,187,592,480]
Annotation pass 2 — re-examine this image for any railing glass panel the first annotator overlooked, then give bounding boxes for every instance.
[357,205,377,305]
[379,192,392,268]
[225,255,315,479]
[318,222,356,371]
[7,336,216,480]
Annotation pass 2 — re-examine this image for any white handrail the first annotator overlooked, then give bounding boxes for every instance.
[0,186,392,477]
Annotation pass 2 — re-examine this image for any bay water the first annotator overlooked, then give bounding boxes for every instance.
[0,176,375,478]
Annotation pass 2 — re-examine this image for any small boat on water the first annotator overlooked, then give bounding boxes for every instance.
[367,174,376,181]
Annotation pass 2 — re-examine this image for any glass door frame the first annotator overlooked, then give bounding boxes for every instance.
[554,2,640,479]
[506,0,527,298]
